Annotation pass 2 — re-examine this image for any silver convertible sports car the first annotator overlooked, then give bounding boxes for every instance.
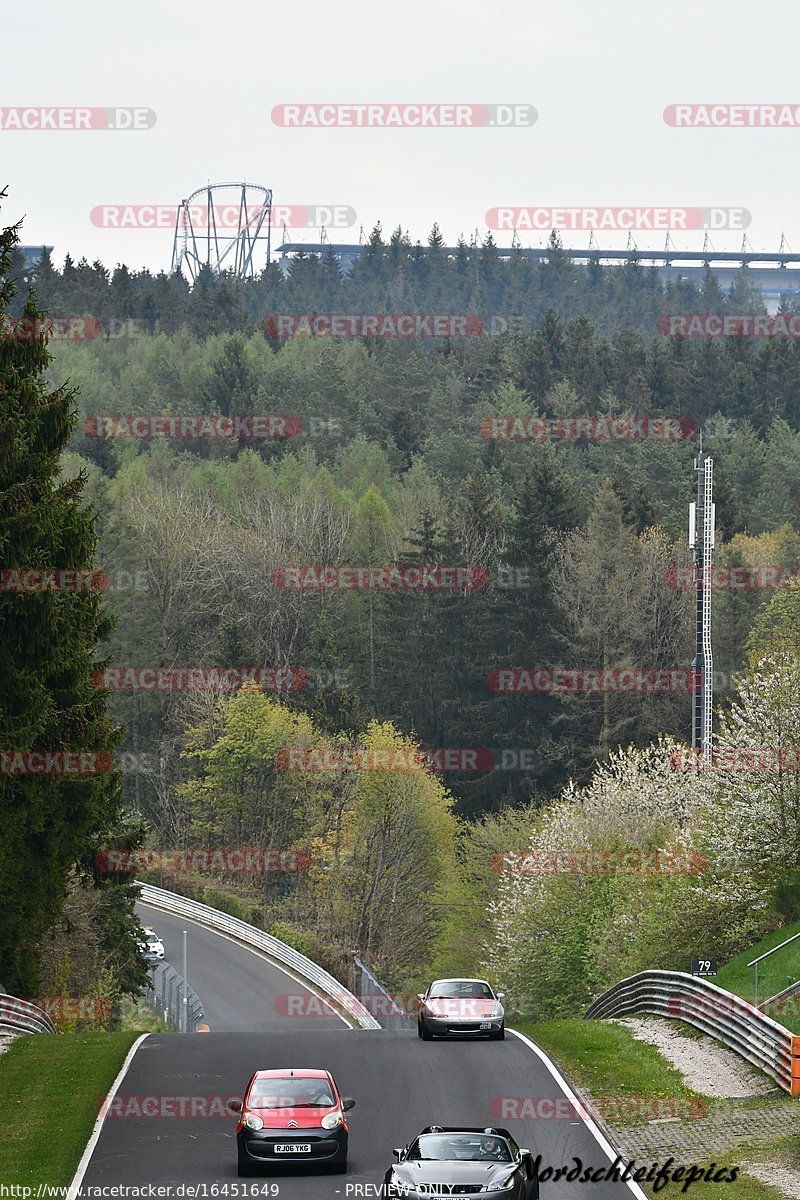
[384,1127,539,1198]
[417,978,505,1039]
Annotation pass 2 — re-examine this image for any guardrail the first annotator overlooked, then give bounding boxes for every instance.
[137,882,381,1030]
[0,993,57,1036]
[585,969,800,1096]
[353,956,413,1029]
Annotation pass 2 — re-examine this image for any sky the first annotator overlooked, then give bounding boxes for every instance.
[3,0,799,274]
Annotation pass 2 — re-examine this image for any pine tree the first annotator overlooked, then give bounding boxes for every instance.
[0,203,122,992]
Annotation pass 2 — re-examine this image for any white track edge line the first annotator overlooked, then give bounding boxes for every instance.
[510,1028,649,1198]
[138,902,354,1030]
[67,1032,150,1200]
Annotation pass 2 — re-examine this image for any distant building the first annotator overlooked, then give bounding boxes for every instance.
[275,241,800,310]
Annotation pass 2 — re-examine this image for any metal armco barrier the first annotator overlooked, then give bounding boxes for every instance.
[0,993,57,1035]
[586,969,800,1096]
[137,882,381,1029]
[353,956,413,1029]
[142,960,204,1032]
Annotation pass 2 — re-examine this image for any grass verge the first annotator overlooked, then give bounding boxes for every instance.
[0,1031,141,1186]
[515,1018,701,1102]
[514,1019,794,1198]
[715,921,800,1002]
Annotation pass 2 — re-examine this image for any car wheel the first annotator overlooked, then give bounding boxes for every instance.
[332,1162,347,1174]
[491,1025,505,1040]
[420,1019,433,1040]
[417,1019,423,1038]
[237,1162,256,1177]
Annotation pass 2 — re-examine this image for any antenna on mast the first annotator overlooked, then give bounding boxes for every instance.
[689,452,715,760]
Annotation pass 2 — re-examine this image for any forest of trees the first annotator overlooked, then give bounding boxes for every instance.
[5,202,800,1012]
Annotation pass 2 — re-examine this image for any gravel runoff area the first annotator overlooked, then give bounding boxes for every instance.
[748,1163,800,1195]
[606,1017,799,1198]
[612,1016,777,1097]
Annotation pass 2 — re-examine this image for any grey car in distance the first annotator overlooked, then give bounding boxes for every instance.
[417,977,505,1040]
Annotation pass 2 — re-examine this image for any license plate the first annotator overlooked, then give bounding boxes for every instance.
[274,1143,312,1154]
[480,1022,492,1029]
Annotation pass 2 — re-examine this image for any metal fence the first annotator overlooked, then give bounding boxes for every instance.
[142,960,204,1032]
[762,978,800,1019]
[353,956,413,1029]
[0,992,57,1036]
[586,969,800,1096]
[137,882,381,1030]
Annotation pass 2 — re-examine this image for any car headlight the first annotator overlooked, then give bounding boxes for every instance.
[387,1173,413,1197]
[321,1112,343,1129]
[487,1177,515,1191]
[492,1005,504,1017]
[243,1113,263,1130]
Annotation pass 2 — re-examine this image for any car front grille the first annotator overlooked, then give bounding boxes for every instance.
[247,1138,339,1157]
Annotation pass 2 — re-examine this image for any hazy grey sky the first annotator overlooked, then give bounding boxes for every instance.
[3,0,799,272]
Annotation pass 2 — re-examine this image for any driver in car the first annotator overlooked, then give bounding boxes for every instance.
[479,1138,506,1161]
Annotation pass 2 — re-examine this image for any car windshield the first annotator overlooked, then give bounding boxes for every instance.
[249,1079,335,1109]
[409,1135,512,1162]
[428,981,494,999]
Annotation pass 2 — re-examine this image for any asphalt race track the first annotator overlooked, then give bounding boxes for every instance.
[79,904,649,1197]
[136,903,348,1031]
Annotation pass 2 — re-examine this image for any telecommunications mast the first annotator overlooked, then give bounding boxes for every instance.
[689,450,715,758]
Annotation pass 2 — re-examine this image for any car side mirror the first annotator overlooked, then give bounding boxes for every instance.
[497,992,505,1002]
[393,1147,405,1161]
[342,1097,356,1111]
[417,993,426,1001]
[228,1099,242,1113]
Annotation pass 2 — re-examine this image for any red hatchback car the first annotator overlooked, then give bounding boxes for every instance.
[228,1068,355,1175]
